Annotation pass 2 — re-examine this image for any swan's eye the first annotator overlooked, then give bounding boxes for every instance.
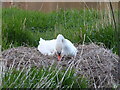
[57,52,61,56]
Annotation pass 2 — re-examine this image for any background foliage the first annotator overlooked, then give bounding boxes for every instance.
[2,7,118,54]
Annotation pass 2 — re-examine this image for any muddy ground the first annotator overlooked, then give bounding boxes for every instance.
[2,43,120,88]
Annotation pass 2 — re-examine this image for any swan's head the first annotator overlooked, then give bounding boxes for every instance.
[56,34,64,61]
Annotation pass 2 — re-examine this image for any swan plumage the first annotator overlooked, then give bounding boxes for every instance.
[55,34,77,60]
[37,38,56,56]
[37,34,77,61]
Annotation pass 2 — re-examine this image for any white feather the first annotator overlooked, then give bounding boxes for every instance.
[37,38,56,56]
[55,34,77,58]
[37,34,77,59]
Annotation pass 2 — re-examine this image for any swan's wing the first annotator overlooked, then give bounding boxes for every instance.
[38,43,48,55]
[40,38,43,41]
[39,38,45,44]
[63,39,77,56]
[38,39,56,56]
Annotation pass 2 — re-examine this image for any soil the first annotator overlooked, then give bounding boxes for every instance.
[2,43,120,88]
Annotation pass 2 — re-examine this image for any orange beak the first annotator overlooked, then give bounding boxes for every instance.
[57,55,61,61]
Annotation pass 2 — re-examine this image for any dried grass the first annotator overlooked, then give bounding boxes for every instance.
[2,43,119,88]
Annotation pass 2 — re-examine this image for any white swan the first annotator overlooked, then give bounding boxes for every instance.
[55,34,77,61]
[37,38,56,56]
[37,34,77,61]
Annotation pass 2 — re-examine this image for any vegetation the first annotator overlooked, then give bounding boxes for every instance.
[2,66,88,88]
[2,7,118,54]
[1,7,118,88]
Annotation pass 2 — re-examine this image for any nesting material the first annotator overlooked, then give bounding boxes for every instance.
[2,43,119,88]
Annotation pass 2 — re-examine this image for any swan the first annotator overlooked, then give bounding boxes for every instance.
[55,34,77,61]
[37,38,56,56]
[37,34,77,61]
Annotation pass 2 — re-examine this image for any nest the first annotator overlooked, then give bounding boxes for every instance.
[2,43,119,88]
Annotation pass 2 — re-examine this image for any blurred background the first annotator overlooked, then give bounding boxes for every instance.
[3,2,118,12]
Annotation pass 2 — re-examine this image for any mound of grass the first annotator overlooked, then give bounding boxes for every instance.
[2,66,88,88]
[2,7,118,54]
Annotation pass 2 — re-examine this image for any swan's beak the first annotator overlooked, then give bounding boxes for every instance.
[57,52,61,61]
[57,55,61,61]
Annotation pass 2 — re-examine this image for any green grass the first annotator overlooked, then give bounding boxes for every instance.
[2,7,118,54]
[2,66,88,88]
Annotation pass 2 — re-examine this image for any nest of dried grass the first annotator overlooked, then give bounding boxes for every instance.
[2,43,119,88]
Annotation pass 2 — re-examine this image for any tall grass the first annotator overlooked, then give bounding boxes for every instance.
[2,7,118,54]
[2,66,88,88]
